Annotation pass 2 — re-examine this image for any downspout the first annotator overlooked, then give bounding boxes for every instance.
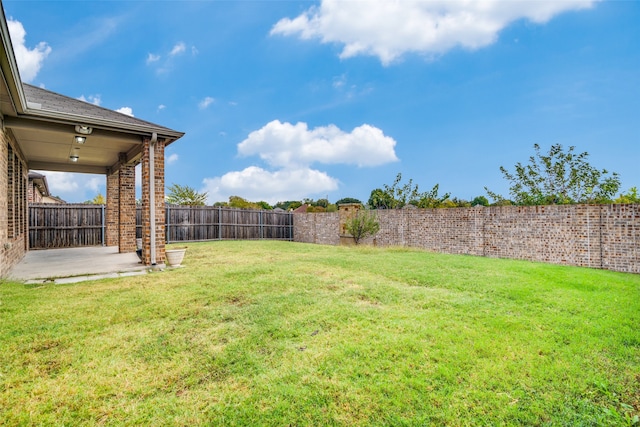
[149,132,158,265]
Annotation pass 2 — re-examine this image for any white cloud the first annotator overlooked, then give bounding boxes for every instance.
[157,104,166,112]
[166,153,179,165]
[149,42,197,74]
[202,120,397,204]
[238,120,398,168]
[146,53,160,64]
[170,42,186,56]
[202,166,339,205]
[198,96,215,109]
[38,171,106,202]
[271,0,599,64]
[77,94,101,106]
[86,176,102,192]
[116,106,134,117]
[8,19,51,82]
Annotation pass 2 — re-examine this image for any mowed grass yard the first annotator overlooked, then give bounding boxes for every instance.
[1,241,639,426]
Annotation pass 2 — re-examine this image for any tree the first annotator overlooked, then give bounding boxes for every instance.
[336,197,362,206]
[345,210,380,245]
[471,196,489,207]
[166,183,208,206]
[368,173,419,209]
[273,200,302,211]
[412,183,450,208]
[486,144,621,205]
[368,173,449,209]
[85,193,105,204]
[614,187,640,204]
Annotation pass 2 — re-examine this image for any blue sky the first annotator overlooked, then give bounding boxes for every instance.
[5,0,639,205]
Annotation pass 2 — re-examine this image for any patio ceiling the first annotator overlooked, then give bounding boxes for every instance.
[5,116,144,174]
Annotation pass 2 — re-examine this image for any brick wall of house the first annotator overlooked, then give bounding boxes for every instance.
[294,204,640,274]
[0,128,28,277]
[27,182,42,203]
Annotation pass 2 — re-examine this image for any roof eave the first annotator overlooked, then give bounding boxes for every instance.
[19,108,185,143]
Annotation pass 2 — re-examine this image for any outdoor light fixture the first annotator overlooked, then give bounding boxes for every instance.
[69,155,79,162]
[74,135,86,144]
[75,125,93,135]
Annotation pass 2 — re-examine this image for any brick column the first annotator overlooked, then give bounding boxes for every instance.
[105,169,119,246]
[338,203,362,245]
[141,136,166,265]
[118,153,136,253]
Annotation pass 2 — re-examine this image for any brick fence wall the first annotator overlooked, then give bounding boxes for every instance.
[293,204,639,274]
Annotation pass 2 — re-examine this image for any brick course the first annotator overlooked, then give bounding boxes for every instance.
[140,137,166,265]
[0,129,28,277]
[294,204,640,274]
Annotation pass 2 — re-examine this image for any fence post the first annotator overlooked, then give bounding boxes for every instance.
[218,206,222,240]
[101,204,105,246]
[260,210,263,239]
[166,204,171,244]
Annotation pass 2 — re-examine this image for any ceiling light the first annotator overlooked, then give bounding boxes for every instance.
[75,125,93,135]
[69,155,79,162]
[74,135,86,144]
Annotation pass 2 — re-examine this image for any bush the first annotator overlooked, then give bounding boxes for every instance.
[345,211,380,245]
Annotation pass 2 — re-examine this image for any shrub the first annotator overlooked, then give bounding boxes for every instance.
[345,210,380,245]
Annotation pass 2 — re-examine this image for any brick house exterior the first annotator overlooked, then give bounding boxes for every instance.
[0,5,184,277]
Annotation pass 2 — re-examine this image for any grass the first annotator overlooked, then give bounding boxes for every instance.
[1,240,639,426]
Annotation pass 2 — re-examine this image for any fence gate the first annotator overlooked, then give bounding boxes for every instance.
[29,204,105,249]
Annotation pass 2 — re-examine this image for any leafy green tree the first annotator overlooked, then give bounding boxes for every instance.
[368,173,449,209]
[166,183,208,206]
[336,197,363,205]
[368,173,419,209]
[345,210,380,245]
[256,201,273,210]
[315,198,329,208]
[274,200,302,211]
[368,188,395,209]
[412,183,450,208]
[486,144,621,205]
[439,197,471,208]
[85,193,105,204]
[614,187,640,204]
[471,196,489,207]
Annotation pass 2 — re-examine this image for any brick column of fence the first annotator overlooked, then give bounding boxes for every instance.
[141,136,166,265]
[105,169,119,246]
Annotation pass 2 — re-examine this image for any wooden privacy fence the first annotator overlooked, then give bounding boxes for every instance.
[29,204,104,249]
[137,205,294,243]
[29,204,293,249]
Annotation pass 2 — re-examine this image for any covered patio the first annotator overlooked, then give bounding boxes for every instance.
[7,246,148,284]
[0,3,184,278]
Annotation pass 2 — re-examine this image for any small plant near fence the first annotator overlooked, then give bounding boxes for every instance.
[345,210,380,245]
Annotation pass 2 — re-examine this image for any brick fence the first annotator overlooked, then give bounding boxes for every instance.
[293,204,640,274]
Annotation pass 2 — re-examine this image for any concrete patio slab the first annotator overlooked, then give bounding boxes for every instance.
[7,246,152,283]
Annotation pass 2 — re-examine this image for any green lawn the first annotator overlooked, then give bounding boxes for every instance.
[1,241,639,426]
